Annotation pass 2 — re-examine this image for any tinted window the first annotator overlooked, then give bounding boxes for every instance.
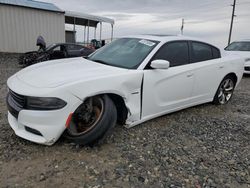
[46,44,56,51]
[67,45,82,50]
[212,47,221,59]
[75,45,84,50]
[52,46,60,51]
[191,42,213,63]
[225,42,250,51]
[153,41,189,67]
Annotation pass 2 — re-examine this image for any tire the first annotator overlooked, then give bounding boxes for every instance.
[213,75,236,105]
[64,95,117,145]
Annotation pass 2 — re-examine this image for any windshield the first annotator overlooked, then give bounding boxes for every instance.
[225,42,250,51]
[88,38,159,69]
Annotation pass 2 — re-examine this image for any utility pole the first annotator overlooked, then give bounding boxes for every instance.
[181,18,184,35]
[228,0,236,45]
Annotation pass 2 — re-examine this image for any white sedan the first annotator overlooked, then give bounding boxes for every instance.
[225,39,250,74]
[7,35,245,146]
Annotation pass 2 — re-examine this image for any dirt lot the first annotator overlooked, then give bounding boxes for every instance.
[0,53,249,188]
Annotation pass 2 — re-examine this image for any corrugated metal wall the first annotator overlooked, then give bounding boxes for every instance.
[0,4,65,53]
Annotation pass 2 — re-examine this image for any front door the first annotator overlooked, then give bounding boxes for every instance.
[141,41,195,119]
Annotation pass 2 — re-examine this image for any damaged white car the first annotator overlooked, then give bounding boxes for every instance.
[7,35,245,145]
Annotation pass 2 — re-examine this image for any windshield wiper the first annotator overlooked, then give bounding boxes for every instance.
[91,59,110,65]
[89,58,125,68]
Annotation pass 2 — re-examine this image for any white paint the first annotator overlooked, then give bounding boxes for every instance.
[225,41,250,74]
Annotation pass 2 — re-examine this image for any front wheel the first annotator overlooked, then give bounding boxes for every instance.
[65,95,117,145]
[213,76,236,105]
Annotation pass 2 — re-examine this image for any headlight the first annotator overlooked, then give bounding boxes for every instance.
[26,97,67,110]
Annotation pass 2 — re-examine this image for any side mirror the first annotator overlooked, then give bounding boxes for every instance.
[150,60,170,69]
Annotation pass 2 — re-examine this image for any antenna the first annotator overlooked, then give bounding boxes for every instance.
[181,18,185,35]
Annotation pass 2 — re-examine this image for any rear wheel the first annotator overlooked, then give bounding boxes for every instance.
[65,95,117,145]
[213,76,236,105]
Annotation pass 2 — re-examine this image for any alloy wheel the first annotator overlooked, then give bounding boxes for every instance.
[218,78,235,104]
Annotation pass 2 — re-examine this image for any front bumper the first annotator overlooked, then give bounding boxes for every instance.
[7,107,72,145]
[7,95,81,145]
[6,77,82,145]
[8,112,52,145]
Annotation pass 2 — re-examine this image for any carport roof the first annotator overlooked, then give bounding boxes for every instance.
[0,0,64,13]
[65,11,115,27]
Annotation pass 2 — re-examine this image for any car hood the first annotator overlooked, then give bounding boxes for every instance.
[225,51,250,65]
[15,57,128,88]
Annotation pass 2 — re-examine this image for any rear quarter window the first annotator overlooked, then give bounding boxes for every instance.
[212,47,221,59]
[191,42,213,63]
[190,42,220,63]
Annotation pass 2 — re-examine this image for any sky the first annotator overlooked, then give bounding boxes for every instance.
[41,0,250,48]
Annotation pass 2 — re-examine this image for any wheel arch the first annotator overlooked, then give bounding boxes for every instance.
[106,93,128,125]
[213,72,237,105]
[77,92,129,125]
[224,72,238,84]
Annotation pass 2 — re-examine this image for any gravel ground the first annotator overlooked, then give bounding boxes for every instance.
[0,53,249,188]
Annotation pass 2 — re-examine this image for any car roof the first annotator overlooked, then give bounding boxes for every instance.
[124,34,220,49]
[54,43,83,46]
[123,34,219,48]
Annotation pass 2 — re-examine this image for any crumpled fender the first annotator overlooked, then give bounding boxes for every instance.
[66,70,144,127]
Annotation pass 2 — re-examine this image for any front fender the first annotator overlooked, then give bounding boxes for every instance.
[66,70,144,125]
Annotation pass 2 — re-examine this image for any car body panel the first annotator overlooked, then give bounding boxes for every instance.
[16,57,130,88]
[225,51,250,74]
[142,64,194,118]
[190,56,243,101]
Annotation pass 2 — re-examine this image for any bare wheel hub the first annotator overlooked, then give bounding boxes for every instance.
[68,97,104,136]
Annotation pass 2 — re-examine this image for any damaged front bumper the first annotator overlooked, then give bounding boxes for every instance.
[7,98,82,145]
[6,77,82,145]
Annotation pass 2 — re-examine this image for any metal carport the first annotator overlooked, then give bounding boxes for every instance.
[65,11,115,44]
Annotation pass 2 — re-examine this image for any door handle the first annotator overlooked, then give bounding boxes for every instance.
[219,65,224,69]
[187,73,193,77]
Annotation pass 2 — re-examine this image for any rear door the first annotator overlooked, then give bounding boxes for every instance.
[142,41,195,118]
[189,41,224,101]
